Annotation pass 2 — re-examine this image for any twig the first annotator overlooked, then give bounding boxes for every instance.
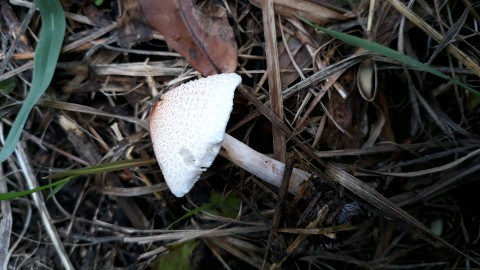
[219,134,310,194]
[0,124,12,268]
[262,0,286,161]
[14,143,74,270]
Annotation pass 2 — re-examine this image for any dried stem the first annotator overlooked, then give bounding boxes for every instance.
[219,134,310,194]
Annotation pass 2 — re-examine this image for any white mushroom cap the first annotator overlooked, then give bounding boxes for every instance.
[150,73,242,197]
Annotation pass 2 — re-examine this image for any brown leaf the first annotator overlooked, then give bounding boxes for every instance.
[138,0,237,76]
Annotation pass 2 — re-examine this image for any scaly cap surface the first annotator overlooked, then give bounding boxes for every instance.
[149,73,242,197]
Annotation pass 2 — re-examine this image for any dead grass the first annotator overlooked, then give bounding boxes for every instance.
[1,0,480,269]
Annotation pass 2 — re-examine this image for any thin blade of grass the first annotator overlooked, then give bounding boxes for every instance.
[46,176,75,199]
[0,158,157,200]
[0,0,66,162]
[299,17,480,96]
[426,7,469,65]
[0,178,70,200]
[166,204,212,230]
[45,158,157,179]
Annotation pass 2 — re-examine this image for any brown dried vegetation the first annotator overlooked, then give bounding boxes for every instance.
[1,0,480,269]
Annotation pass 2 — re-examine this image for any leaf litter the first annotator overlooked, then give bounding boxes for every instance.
[0,0,480,269]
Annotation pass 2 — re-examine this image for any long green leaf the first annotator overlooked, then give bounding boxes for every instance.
[0,0,66,162]
[0,158,157,200]
[46,158,157,179]
[0,177,70,200]
[299,17,480,96]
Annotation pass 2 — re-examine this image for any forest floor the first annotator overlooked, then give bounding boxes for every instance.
[1,0,479,269]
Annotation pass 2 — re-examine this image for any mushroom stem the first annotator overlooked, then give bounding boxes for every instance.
[219,134,310,194]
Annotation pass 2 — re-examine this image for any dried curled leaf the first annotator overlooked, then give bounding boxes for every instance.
[138,0,237,76]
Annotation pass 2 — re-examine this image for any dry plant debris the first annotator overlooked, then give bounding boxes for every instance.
[1,0,480,269]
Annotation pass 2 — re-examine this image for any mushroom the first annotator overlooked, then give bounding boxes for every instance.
[150,73,310,197]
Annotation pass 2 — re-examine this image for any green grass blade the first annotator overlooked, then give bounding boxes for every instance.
[165,192,241,229]
[0,0,66,162]
[166,203,212,230]
[0,158,156,200]
[0,177,70,200]
[45,158,157,179]
[299,17,480,96]
[47,176,75,199]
